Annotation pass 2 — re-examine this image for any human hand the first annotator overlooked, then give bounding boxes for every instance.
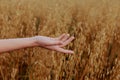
[33,34,75,54]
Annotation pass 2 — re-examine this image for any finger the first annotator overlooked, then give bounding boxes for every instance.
[46,40,63,46]
[41,45,74,54]
[52,33,69,41]
[57,33,66,40]
[55,47,74,54]
[60,36,75,47]
[61,34,70,42]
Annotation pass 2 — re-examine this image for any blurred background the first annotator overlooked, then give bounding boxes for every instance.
[0,0,120,80]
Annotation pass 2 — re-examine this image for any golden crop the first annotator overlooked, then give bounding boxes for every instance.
[0,0,120,80]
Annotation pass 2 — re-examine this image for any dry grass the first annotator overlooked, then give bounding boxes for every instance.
[0,0,120,80]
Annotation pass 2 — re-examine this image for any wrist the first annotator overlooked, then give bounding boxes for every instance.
[31,36,40,47]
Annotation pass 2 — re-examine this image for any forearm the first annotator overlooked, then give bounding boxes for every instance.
[0,37,38,53]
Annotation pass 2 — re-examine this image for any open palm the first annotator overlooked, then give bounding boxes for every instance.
[34,34,75,54]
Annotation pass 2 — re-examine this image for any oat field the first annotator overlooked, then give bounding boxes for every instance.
[0,0,120,80]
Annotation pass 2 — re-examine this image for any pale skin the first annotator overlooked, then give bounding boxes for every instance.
[0,33,75,54]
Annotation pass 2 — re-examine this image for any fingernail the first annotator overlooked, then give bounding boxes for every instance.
[72,51,74,53]
[67,34,70,36]
[71,36,75,39]
[70,51,74,54]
